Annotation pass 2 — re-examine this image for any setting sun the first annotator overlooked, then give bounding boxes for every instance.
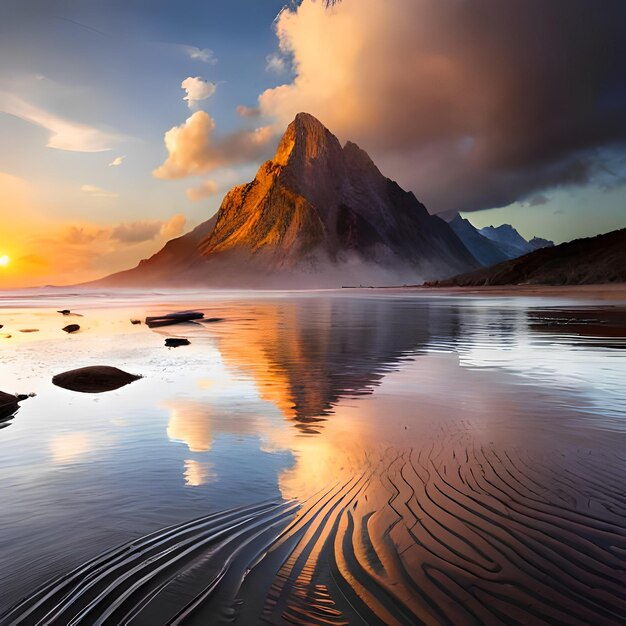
[0,255,10,268]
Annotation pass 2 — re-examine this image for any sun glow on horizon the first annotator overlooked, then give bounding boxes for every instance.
[0,255,10,268]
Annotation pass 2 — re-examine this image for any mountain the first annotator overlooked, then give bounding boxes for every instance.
[425,228,626,286]
[448,215,510,267]
[98,113,479,288]
[479,224,554,259]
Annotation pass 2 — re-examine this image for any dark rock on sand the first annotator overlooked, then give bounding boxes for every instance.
[0,391,19,420]
[130,319,142,325]
[52,366,141,393]
[145,311,204,328]
[58,310,71,315]
[165,338,191,347]
[62,324,80,334]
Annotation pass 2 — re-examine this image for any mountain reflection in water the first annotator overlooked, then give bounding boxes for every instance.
[0,292,624,624]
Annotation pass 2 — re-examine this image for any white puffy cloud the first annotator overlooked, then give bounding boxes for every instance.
[181,77,217,109]
[186,180,219,201]
[0,92,120,152]
[108,155,125,167]
[153,111,276,180]
[184,46,217,65]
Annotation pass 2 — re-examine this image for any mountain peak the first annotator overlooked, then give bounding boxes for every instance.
[274,112,342,167]
[96,113,479,287]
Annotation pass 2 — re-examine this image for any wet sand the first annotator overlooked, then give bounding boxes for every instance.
[0,290,625,624]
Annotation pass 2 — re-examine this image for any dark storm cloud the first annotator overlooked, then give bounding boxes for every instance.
[261,0,626,212]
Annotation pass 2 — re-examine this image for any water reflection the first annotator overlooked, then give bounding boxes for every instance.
[183,459,214,487]
[1,292,625,624]
[212,298,437,432]
[49,432,93,465]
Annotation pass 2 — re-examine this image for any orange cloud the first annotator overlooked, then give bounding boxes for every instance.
[186,180,219,201]
[152,111,276,180]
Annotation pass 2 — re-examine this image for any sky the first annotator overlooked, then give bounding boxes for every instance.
[1,0,625,288]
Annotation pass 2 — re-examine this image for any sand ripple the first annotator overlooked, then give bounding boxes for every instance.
[3,434,625,625]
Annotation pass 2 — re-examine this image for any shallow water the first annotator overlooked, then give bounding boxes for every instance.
[0,290,625,624]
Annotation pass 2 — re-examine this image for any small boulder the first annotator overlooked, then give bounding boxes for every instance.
[58,310,71,315]
[52,366,141,393]
[62,324,80,334]
[130,319,142,325]
[0,391,19,421]
[165,338,190,348]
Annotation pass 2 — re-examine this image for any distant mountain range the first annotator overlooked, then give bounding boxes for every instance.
[96,113,479,288]
[426,228,626,286]
[448,215,553,267]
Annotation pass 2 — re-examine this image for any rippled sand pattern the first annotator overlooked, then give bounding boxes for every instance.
[5,428,625,625]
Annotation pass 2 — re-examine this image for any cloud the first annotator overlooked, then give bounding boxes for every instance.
[108,155,125,167]
[111,214,187,243]
[527,195,550,207]
[0,92,120,152]
[181,76,217,109]
[258,0,626,213]
[111,221,162,243]
[265,53,288,74]
[160,213,187,239]
[153,111,276,179]
[236,105,261,118]
[184,46,217,65]
[186,180,219,201]
[80,184,118,198]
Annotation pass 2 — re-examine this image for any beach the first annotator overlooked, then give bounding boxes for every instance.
[0,288,625,624]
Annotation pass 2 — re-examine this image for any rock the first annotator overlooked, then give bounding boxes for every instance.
[130,319,142,325]
[52,366,141,393]
[58,309,71,315]
[165,338,190,347]
[62,324,80,333]
[0,391,19,420]
[0,324,3,329]
[145,311,204,328]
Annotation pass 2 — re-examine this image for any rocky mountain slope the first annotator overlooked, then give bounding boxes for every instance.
[479,223,553,259]
[448,215,510,267]
[98,113,478,287]
[426,228,626,286]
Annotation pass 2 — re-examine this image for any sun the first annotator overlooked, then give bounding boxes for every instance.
[0,255,10,268]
